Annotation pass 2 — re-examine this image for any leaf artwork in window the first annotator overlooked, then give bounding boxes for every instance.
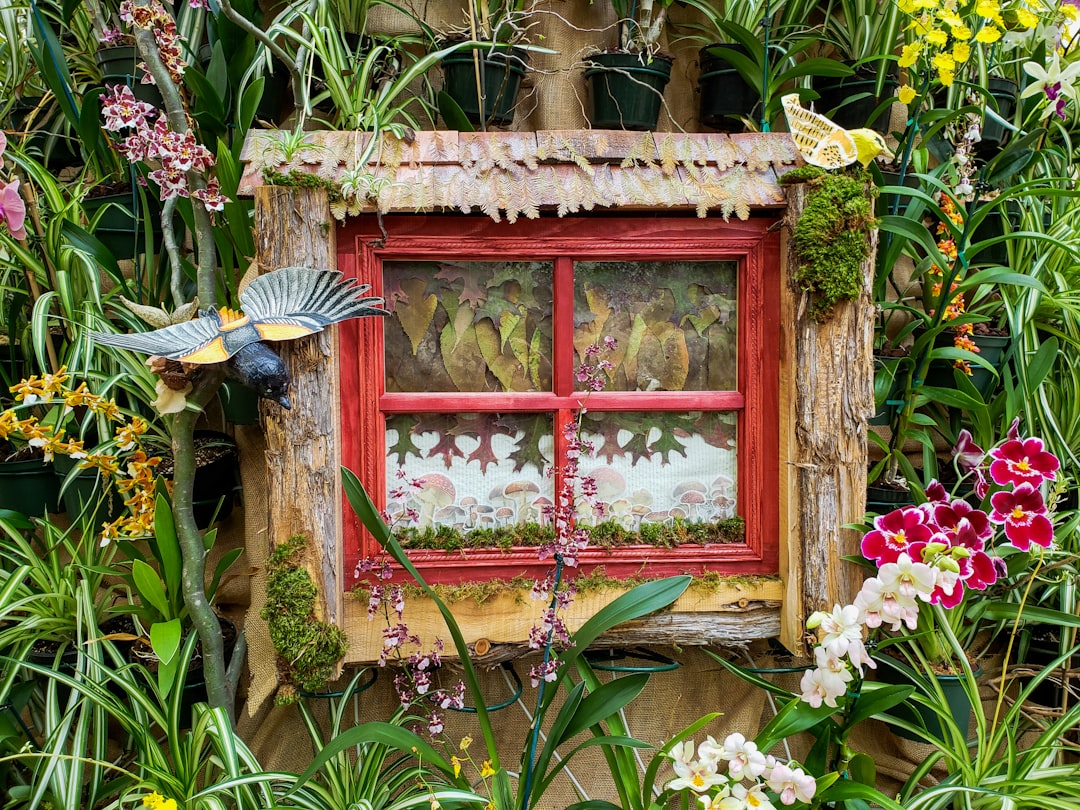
[574,261,739,392]
[383,260,553,393]
[385,413,553,533]
[579,411,738,529]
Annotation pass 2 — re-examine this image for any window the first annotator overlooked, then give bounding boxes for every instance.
[338,216,781,586]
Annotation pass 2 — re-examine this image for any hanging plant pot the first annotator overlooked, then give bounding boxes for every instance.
[876,656,980,741]
[0,455,60,517]
[96,45,164,107]
[129,615,238,727]
[82,189,163,261]
[976,77,1018,158]
[698,44,756,132]
[813,65,898,133]
[925,327,1011,398]
[441,45,530,127]
[157,430,241,529]
[586,52,673,131]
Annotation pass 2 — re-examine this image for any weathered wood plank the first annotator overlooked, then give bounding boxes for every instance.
[341,579,784,665]
[779,180,876,655]
[253,186,343,627]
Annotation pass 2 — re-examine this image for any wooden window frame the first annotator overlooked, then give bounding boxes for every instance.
[338,214,781,587]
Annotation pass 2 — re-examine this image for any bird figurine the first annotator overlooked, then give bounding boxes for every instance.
[92,266,387,409]
[781,93,891,170]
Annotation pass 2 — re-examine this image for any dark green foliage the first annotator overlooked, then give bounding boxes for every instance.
[261,535,348,704]
[785,168,878,320]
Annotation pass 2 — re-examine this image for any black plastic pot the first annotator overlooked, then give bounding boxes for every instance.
[976,77,1018,157]
[813,65,898,132]
[697,44,757,132]
[96,46,163,107]
[866,480,916,514]
[925,329,1011,398]
[0,457,61,516]
[219,380,260,426]
[876,656,979,740]
[83,189,163,261]
[157,430,241,529]
[586,52,673,131]
[441,46,530,127]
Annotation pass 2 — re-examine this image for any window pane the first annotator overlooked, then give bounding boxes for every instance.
[574,261,738,392]
[383,260,554,392]
[578,411,738,526]
[385,413,554,535]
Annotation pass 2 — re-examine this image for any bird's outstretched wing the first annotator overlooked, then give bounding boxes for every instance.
[90,315,225,361]
[240,267,387,342]
[781,93,858,170]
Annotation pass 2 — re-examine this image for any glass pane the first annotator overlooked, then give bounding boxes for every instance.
[385,413,554,537]
[577,411,738,527]
[574,261,738,392]
[383,260,553,392]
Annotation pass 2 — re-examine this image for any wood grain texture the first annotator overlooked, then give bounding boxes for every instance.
[341,579,784,665]
[779,180,876,655]
[253,186,343,626]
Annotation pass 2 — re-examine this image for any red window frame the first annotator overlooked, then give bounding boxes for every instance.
[338,215,781,587]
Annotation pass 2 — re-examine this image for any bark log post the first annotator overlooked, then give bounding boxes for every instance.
[779,177,876,655]
[253,187,344,637]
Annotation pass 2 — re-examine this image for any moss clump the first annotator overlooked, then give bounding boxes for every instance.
[393,517,744,553]
[786,168,877,320]
[261,167,344,201]
[261,535,348,705]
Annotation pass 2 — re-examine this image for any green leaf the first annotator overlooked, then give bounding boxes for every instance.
[77,87,103,156]
[150,618,183,666]
[846,682,915,728]
[59,221,123,285]
[437,91,475,132]
[816,779,905,810]
[132,559,171,621]
[567,577,691,661]
[755,695,838,752]
[286,722,455,796]
[154,492,183,614]
[556,673,649,745]
[238,76,265,134]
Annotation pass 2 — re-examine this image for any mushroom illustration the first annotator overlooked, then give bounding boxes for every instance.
[504,480,541,524]
[608,498,633,528]
[630,488,653,507]
[710,474,735,499]
[414,473,455,527]
[530,495,554,525]
[434,504,467,529]
[677,489,707,521]
[459,495,479,528]
[589,467,627,502]
[495,506,516,527]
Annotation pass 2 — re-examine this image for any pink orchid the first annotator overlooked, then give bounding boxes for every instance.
[952,429,985,471]
[0,177,27,240]
[989,436,1059,487]
[933,500,993,544]
[861,506,934,565]
[990,482,1054,550]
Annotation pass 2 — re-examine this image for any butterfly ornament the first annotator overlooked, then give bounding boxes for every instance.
[781,93,892,170]
[92,266,387,409]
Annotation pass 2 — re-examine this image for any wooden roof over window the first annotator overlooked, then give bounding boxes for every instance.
[238,130,803,222]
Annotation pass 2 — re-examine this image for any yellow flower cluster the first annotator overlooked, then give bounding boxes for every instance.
[142,792,179,810]
[896,0,1042,97]
[2,369,161,539]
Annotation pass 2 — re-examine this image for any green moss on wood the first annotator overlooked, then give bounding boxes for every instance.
[786,168,877,321]
[261,534,348,704]
[393,517,745,553]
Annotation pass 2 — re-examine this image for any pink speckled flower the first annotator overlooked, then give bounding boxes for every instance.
[990,483,1054,551]
[989,437,1059,488]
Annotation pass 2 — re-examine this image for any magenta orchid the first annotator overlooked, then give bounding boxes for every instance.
[802,426,1062,707]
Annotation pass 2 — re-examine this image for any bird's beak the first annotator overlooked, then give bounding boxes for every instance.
[276,394,292,410]
[880,142,896,164]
